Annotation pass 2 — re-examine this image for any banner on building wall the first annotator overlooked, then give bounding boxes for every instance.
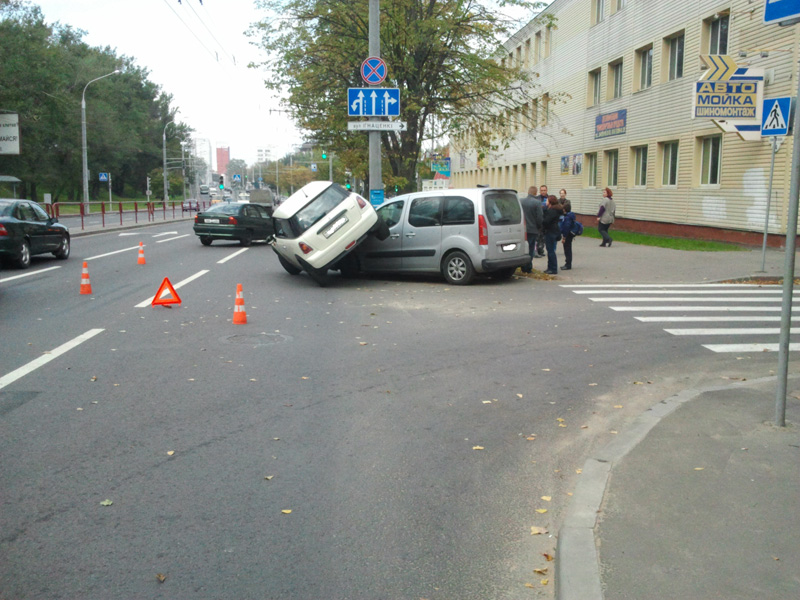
[431,157,451,177]
[595,109,627,139]
[572,154,583,175]
[560,156,570,175]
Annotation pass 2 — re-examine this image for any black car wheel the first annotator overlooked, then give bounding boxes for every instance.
[16,239,31,269]
[240,231,253,247]
[442,250,474,285]
[277,254,301,275]
[53,234,70,259]
[200,236,213,246]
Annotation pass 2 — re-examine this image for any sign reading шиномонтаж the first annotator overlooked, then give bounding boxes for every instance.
[594,109,627,139]
[694,80,759,119]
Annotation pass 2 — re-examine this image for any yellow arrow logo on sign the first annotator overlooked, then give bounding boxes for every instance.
[700,55,738,81]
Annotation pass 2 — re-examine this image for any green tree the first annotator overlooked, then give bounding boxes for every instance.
[249,0,547,193]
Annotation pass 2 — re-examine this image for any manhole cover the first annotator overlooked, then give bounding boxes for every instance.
[223,333,291,347]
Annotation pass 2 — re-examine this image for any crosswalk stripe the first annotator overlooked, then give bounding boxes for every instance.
[591,297,797,302]
[573,289,782,294]
[664,328,791,335]
[703,343,800,353]
[611,306,793,311]
[635,316,797,322]
[561,284,760,288]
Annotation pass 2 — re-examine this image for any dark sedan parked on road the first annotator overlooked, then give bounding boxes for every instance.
[193,202,273,246]
[0,199,70,268]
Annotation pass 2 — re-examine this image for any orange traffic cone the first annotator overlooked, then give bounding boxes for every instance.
[232,283,247,325]
[137,242,146,265]
[80,261,92,295]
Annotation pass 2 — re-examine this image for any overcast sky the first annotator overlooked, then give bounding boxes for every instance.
[33,0,305,170]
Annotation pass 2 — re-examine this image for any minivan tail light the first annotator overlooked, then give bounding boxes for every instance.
[356,195,367,209]
[478,214,488,246]
[299,242,314,254]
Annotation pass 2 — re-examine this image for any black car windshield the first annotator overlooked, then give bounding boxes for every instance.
[205,203,241,215]
[292,185,349,234]
[483,191,522,225]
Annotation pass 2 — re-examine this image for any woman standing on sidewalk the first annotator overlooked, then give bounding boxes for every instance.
[597,187,616,247]
[542,195,564,274]
[559,195,576,270]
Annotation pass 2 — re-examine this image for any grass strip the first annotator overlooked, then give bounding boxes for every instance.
[581,226,745,252]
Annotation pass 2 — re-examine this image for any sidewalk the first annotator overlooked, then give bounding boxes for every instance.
[551,237,800,600]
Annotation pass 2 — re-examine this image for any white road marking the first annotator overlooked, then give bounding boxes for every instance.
[152,232,178,237]
[217,248,248,264]
[635,316,797,322]
[0,328,105,390]
[118,232,138,236]
[664,328,791,336]
[703,343,800,353]
[611,306,794,312]
[561,284,769,288]
[135,269,210,307]
[156,234,190,243]
[573,289,782,295]
[0,266,61,283]
[591,297,797,302]
[85,245,141,260]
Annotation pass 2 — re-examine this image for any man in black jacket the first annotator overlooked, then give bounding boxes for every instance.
[542,195,563,274]
[520,186,543,273]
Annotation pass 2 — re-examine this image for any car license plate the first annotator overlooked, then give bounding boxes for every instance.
[205,218,219,224]
[502,243,517,251]
[323,216,349,238]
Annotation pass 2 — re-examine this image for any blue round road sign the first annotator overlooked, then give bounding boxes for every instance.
[361,57,387,85]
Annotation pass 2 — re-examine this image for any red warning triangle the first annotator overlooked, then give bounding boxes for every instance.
[151,277,182,306]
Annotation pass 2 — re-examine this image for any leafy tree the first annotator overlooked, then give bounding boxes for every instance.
[249,0,547,193]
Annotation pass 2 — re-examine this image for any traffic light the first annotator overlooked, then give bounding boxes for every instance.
[146,176,151,189]
[394,184,399,193]
[345,177,351,190]
[219,174,225,190]
[322,151,327,160]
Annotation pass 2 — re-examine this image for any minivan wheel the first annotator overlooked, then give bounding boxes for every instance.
[442,250,474,285]
[278,254,302,275]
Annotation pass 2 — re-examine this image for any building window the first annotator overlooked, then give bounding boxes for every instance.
[700,135,722,185]
[605,149,619,187]
[535,31,542,63]
[593,0,605,25]
[667,33,684,81]
[633,146,648,187]
[525,39,531,68]
[531,99,539,128]
[637,45,653,90]
[662,141,679,186]
[544,26,552,59]
[589,68,602,106]
[542,94,550,126]
[586,153,598,187]
[610,60,623,99]
[709,14,729,54]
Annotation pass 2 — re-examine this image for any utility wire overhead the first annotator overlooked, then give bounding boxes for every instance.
[182,0,238,65]
[160,0,219,62]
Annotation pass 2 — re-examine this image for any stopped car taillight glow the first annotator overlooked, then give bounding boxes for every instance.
[478,214,488,246]
[228,217,238,225]
[0,224,7,236]
[194,216,198,223]
[356,195,367,209]
[299,242,314,254]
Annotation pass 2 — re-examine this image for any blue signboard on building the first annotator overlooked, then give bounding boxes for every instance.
[595,110,627,139]
[764,0,800,25]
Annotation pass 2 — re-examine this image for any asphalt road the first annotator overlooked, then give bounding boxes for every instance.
[0,222,784,599]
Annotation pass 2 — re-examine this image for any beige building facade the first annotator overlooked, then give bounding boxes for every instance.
[449,0,799,242]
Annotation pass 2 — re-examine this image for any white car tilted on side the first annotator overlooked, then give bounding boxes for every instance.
[269,181,387,286]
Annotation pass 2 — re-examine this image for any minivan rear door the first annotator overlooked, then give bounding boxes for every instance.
[482,189,526,262]
[401,196,443,271]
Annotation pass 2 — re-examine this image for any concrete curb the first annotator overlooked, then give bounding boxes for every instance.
[554,374,791,600]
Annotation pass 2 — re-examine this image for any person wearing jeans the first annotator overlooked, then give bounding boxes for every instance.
[559,196,576,270]
[542,195,563,274]
[597,187,616,247]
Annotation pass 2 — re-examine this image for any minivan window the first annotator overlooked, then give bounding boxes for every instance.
[293,185,349,233]
[442,196,474,225]
[484,191,522,225]
[408,197,441,227]
[377,200,404,227]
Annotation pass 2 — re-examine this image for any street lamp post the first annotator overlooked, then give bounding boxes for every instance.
[82,69,119,212]
[162,121,174,205]
[180,141,188,204]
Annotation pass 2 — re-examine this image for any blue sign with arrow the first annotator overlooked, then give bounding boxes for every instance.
[348,88,400,117]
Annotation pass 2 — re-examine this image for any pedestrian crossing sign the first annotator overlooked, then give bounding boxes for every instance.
[761,96,793,136]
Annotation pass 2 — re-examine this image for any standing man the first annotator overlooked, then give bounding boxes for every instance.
[542,195,564,274]
[520,185,543,273]
[535,184,549,257]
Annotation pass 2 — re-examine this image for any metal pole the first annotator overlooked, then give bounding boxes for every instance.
[775,63,800,427]
[276,160,279,197]
[368,0,381,204]
[81,70,118,213]
[760,136,779,272]
[163,121,173,205]
[108,172,112,208]
[290,155,294,195]
[181,142,187,204]
[329,153,333,182]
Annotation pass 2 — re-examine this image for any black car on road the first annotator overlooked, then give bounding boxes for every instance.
[0,199,70,268]
[193,202,273,246]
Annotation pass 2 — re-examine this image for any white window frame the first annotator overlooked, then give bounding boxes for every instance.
[606,149,619,187]
[662,141,679,186]
[634,146,648,187]
[700,135,722,186]
[587,153,598,188]
[709,14,729,55]
[668,33,685,81]
[612,61,623,99]
[638,46,653,90]
[590,69,602,106]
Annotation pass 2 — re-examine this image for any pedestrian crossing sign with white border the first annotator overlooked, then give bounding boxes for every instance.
[761,96,793,136]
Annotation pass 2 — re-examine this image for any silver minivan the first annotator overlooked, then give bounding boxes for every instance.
[341,188,529,285]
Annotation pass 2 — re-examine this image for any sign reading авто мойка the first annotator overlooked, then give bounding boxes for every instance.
[595,110,627,139]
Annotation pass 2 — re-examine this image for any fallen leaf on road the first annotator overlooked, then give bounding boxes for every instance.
[633,381,644,385]
[589,383,598,386]
[264,476,273,480]
[524,583,535,588]
[100,499,113,506]
[581,425,588,429]
[773,556,780,561]
[526,436,536,441]
[541,579,549,585]
[281,509,292,514]
[534,568,548,575]
[609,430,618,434]
[543,553,554,562]
[90,376,98,382]
[535,508,548,514]
[301,376,309,380]
[517,393,523,398]
[694,467,704,471]
[167,451,175,456]
[482,400,492,404]
[531,526,548,535]
[472,446,484,450]
[542,368,551,372]
[541,496,551,502]
[558,423,567,428]
[359,342,368,346]
[156,573,166,583]
[614,405,623,409]
[576,469,583,474]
